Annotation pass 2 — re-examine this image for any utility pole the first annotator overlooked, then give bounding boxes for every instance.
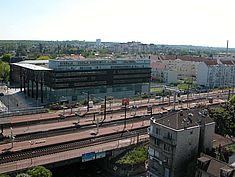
[104,96,106,121]
[124,102,127,129]
[87,91,89,112]
[228,89,231,101]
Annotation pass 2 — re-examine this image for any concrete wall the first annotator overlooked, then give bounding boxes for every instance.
[202,123,215,152]
[173,127,200,176]
[197,62,208,86]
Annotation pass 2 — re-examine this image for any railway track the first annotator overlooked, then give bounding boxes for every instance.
[0,126,148,164]
[2,95,212,128]
[3,113,151,142]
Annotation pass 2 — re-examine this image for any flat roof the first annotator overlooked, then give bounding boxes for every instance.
[20,60,49,65]
[152,108,214,130]
[12,63,51,71]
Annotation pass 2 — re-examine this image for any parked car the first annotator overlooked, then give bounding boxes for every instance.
[0,93,4,96]
[155,96,162,100]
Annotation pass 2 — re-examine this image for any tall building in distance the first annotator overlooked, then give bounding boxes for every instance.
[96,39,101,46]
[148,109,215,177]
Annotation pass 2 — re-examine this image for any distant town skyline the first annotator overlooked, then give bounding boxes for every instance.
[1,0,235,48]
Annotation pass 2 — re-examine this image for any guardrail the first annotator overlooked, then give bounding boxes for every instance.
[0,107,47,118]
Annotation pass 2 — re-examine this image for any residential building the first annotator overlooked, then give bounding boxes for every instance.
[197,60,235,88]
[10,56,151,103]
[150,55,207,84]
[196,154,235,177]
[148,109,215,177]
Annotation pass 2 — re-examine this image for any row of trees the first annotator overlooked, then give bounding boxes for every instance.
[0,166,52,177]
[209,95,235,136]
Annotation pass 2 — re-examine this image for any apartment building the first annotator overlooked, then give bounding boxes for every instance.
[148,109,215,177]
[150,55,206,84]
[196,154,235,177]
[150,55,235,88]
[197,60,235,88]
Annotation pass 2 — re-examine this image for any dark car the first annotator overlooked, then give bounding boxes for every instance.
[0,93,4,96]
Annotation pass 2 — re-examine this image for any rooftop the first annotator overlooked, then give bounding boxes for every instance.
[152,109,214,130]
[12,63,51,71]
[198,154,235,177]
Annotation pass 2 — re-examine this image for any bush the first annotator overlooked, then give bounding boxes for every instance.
[116,145,148,166]
[0,174,10,177]
[16,173,31,177]
[26,166,52,177]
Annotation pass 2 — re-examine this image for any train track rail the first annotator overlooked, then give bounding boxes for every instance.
[2,113,151,142]
[0,126,148,164]
[1,95,214,128]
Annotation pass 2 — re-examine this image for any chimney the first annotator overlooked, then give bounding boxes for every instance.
[220,166,234,177]
[226,40,229,56]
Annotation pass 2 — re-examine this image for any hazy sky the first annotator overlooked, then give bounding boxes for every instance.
[1,0,235,47]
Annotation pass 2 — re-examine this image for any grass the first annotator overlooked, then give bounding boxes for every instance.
[227,144,235,154]
[150,87,162,93]
[177,83,190,90]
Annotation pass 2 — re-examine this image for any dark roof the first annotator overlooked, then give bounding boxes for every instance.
[198,154,235,177]
[204,60,218,66]
[220,60,235,65]
[212,133,234,148]
[153,108,214,130]
[159,55,210,62]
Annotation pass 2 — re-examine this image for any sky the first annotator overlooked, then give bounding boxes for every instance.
[0,0,235,47]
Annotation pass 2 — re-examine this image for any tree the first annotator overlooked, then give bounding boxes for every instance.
[16,173,31,177]
[36,56,50,60]
[0,174,10,177]
[0,61,10,82]
[209,103,235,136]
[26,166,52,177]
[1,54,12,63]
[229,95,235,105]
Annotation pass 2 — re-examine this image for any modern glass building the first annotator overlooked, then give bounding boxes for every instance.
[10,57,151,103]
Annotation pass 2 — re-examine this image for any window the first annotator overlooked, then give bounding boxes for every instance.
[156,127,160,135]
[167,132,172,140]
[164,144,171,152]
[156,139,160,146]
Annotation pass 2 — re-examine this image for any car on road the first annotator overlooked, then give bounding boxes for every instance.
[0,93,4,96]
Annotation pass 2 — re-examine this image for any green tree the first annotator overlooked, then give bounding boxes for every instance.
[116,146,148,166]
[1,54,12,62]
[36,56,50,60]
[16,173,31,177]
[26,166,52,177]
[0,174,10,177]
[0,61,10,82]
[209,103,235,136]
[229,95,235,105]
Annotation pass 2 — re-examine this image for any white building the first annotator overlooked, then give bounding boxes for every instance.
[197,60,235,88]
[148,109,215,177]
[150,55,206,84]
